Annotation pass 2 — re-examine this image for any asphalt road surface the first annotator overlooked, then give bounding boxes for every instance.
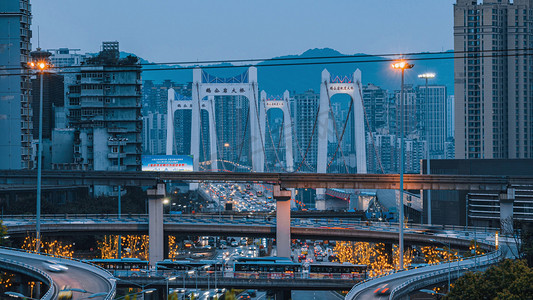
[1,251,112,299]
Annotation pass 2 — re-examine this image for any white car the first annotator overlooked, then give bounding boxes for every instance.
[44,260,68,272]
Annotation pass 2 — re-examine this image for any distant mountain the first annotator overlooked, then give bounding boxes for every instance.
[137,48,454,95]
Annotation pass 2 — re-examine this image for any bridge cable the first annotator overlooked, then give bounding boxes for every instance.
[251,84,270,172]
[195,83,209,169]
[208,96,229,172]
[356,82,385,174]
[324,81,350,173]
[283,95,314,172]
[263,98,288,172]
[294,100,321,173]
[327,95,353,173]
[234,108,251,172]
[277,117,284,152]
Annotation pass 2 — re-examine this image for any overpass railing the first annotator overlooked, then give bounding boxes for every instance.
[0,246,116,300]
[345,246,502,300]
[388,248,503,299]
[1,213,503,233]
[0,255,55,300]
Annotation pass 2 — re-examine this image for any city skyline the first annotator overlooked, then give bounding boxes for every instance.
[31,0,456,63]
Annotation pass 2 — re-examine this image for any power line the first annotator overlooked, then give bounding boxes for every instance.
[3,47,533,76]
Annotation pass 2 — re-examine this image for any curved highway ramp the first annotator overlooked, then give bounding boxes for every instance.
[0,248,115,300]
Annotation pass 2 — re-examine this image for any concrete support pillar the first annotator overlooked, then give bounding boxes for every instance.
[251,90,264,172]
[190,69,202,190]
[274,290,291,300]
[166,88,175,155]
[289,188,296,209]
[148,183,166,266]
[274,185,291,258]
[352,69,367,174]
[283,90,294,172]
[499,187,515,235]
[316,69,330,200]
[207,95,218,171]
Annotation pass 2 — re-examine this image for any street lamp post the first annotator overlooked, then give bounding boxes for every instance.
[430,239,452,293]
[418,73,436,225]
[166,276,176,300]
[392,60,414,270]
[28,49,51,253]
[109,136,127,258]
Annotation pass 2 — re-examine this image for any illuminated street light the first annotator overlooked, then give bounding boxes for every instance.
[418,72,436,225]
[166,276,177,300]
[391,60,414,270]
[28,48,51,253]
[113,289,156,300]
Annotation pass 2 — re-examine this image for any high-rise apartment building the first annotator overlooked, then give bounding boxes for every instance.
[61,42,142,175]
[48,48,86,68]
[417,85,447,158]
[0,0,32,169]
[362,83,389,132]
[31,73,63,140]
[393,85,419,135]
[454,0,533,159]
[446,95,455,139]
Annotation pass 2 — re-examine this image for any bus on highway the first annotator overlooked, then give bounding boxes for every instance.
[308,262,367,279]
[233,257,302,279]
[84,258,149,276]
[155,259,223,275]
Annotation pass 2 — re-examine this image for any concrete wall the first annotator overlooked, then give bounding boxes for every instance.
[423,159,533,225]
[51,129,74,164]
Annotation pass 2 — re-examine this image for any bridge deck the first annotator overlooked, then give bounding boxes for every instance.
[1,170,532,190]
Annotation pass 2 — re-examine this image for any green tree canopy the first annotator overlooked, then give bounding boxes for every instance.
[0,220,7,246]
[446,259,533,300]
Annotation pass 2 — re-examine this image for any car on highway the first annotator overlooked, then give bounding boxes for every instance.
[374,284,391,296]
[44,260,68,272]
[238,292,251,300]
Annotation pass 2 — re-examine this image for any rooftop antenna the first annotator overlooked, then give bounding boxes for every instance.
[37,26,40,49]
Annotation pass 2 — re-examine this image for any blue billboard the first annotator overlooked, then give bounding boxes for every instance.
[141,155,193,172]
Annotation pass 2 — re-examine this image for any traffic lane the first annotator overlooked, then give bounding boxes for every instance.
[353,270,437,299]
[0,253,111,300]
[292,290,344,300]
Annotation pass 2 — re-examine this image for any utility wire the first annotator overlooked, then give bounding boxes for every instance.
[5,48,533,76]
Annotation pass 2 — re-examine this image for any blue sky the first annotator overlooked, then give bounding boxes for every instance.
[32,0,456,62]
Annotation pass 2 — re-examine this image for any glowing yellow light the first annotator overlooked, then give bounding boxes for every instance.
[29,62,35,67]
[391,61,413,70]
[38,62,46,70]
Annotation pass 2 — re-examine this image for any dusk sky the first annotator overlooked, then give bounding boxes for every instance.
[32,0,456,62]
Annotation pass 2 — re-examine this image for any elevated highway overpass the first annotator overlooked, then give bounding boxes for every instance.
[2,215,497,250]
[1,170,532,190]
